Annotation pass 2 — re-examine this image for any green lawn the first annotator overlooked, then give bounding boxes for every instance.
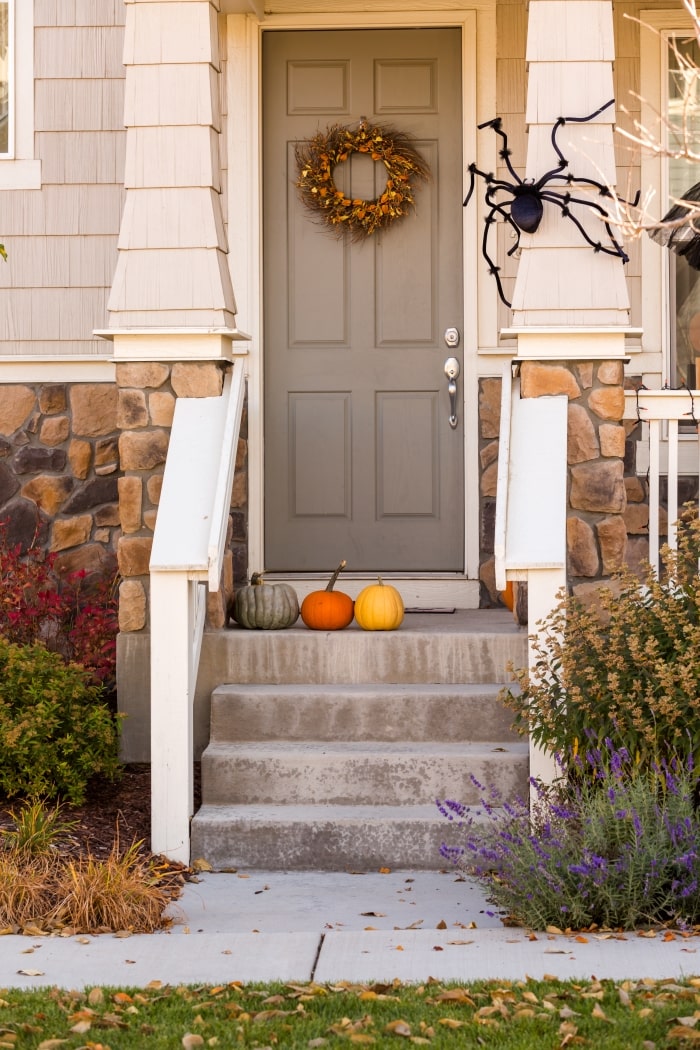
[0,976,698,1048]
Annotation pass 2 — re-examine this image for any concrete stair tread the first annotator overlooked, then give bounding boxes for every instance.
[213,683,514,696]
[203,741,528,756]
[194,803,484,821]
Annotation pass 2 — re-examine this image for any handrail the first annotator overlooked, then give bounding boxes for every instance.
[149,364,245,863]
[623,388,700,572]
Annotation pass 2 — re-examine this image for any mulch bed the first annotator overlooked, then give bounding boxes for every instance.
[0,764,201,904]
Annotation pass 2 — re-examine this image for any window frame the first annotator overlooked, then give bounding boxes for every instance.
[0,0,40,188]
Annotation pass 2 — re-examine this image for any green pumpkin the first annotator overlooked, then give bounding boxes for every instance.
[232,573,300,630]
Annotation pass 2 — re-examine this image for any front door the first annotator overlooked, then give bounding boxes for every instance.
[263,28,464,572]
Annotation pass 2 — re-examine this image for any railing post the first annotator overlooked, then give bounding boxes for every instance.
[526,567,565,793]
[150,569,194,864]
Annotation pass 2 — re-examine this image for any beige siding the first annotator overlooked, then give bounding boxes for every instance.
[0,8,125,356]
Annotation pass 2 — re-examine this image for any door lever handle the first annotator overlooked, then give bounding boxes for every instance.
[444,357,460,429]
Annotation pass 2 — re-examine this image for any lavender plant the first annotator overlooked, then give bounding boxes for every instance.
[502,512,700,768]
[439,742,700,930]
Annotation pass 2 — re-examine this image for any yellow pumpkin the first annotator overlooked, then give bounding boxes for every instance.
[354,577,404,631]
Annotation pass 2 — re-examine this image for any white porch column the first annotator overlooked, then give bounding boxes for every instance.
[508,1,633,787]
[109,0,236,330]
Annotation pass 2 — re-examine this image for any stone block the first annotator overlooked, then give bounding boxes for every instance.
[119,429,169,471]
[570,459,625,513]
[54,543,115,581]
[119,579,147,632]
[599,423,626,458]
[39,385,67,414]
[95,503,121,527]
[624,501,649,535]
[231,466,247,508]
[206,588,228,629]
[70,384,118,437]
[230,509,246,542]
[588,386,625,421]
[0,386,35,436]
[118,475,143,534]
[143,508,158,531]
[479,555,498,605]
[479,439,499,470]
[147,474,163,504]
[572,578,621,611]
[597,514,628,573]
[0,437,10,458]
[567,515,600,576]
[117,536,153,577]
[520,362,581,399]
[21,474,74,515]
[597,360,624,385]
[624,475,645,502]
[116,361,170,389]
[14,446,67,473]
[50,514,93,553]
[68,439,91,479]
[573,362,594,390]
[1,498,48,551]
[40,415,70,447]
[149,391,176,426]
[624,536,650,578]
[118,389,148,429]
[94,528,111,544]
[64,476,118,513]
[480,459,498,498]
[0,461,19,504]
[94,437,120,476]
[479,378,501,439]
[567,404,599,463]
[171,362,224,398]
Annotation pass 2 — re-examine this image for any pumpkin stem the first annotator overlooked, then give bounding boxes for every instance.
[377,576,385,586]
[250,572,264,586]
[326,560,347,592]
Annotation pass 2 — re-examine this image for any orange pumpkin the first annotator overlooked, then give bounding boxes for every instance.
[300,560,355,630]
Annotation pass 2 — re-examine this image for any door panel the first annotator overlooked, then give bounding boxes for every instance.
[263,28,463,572]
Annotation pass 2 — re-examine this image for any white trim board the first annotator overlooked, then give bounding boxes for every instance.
[225,8,489,603]
[0,356,115,383]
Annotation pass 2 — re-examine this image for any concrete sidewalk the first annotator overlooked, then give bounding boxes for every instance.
[1,870,698,989]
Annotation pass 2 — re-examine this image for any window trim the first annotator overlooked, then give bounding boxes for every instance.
[0,0,40,188]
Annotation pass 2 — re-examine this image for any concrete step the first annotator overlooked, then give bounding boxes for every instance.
[190,803,480,871]
[209,683,520,743]
[197,610,527,690]
[201,740,529,807]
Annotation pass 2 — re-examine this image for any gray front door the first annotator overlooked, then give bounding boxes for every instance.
[263,28,464,572]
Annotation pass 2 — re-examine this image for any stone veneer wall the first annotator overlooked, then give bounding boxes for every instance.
[478,360,642,605]
[115,360,246,635]
[0,383,120,578]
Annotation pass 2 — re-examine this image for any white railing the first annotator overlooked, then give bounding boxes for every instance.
[494,361,568,787]
[623,388,700,572]
[149,364,246,864]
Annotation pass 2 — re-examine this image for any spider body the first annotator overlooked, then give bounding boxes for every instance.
[464,100,640,306]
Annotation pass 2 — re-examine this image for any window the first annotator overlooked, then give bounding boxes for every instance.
[667,32,700,388]
[0,1,11,156]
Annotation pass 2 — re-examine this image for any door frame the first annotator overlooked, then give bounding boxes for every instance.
[224,7,491,605]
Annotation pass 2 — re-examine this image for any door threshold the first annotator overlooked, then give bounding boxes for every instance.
[262,574,480,610]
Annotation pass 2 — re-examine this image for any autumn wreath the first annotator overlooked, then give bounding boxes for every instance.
[295,120,430,238]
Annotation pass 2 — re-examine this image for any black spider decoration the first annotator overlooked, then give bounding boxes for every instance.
[464,98,640,307]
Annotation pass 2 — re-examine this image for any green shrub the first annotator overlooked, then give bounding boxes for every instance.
[0,798,76,853]
[0,636,120,804]
[502,513,700,766]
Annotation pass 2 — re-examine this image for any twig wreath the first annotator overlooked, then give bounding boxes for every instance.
[295,120,430,239]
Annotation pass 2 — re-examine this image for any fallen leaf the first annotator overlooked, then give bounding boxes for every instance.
[446,940,474,946]
[673,1017,700,1029]
[436,920,447,930]
[574,936,588,943]
[638,930,657,939]
[385,1019,412,1037]
[37,1043,68,1050]
[591,1003,612,1022]
[438,1018,466,1029]
[182,1036,205,1049]
[361,912,386,918]
[668,1027,700,1043]
[379,868,391,874]
[546,925,564,935]
[17,969,44,977]
[192,858,212,873]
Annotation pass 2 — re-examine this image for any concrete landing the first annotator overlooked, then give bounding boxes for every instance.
[1,871,697,990]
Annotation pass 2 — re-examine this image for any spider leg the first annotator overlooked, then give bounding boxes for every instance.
[476,117,523,187]
[547,173,642,209]
[464,164,520,206]
[545,98,616,177]
[540,191,630,261]
[480,204,513,307]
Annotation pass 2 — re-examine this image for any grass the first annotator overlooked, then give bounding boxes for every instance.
[0,977,698,1047]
